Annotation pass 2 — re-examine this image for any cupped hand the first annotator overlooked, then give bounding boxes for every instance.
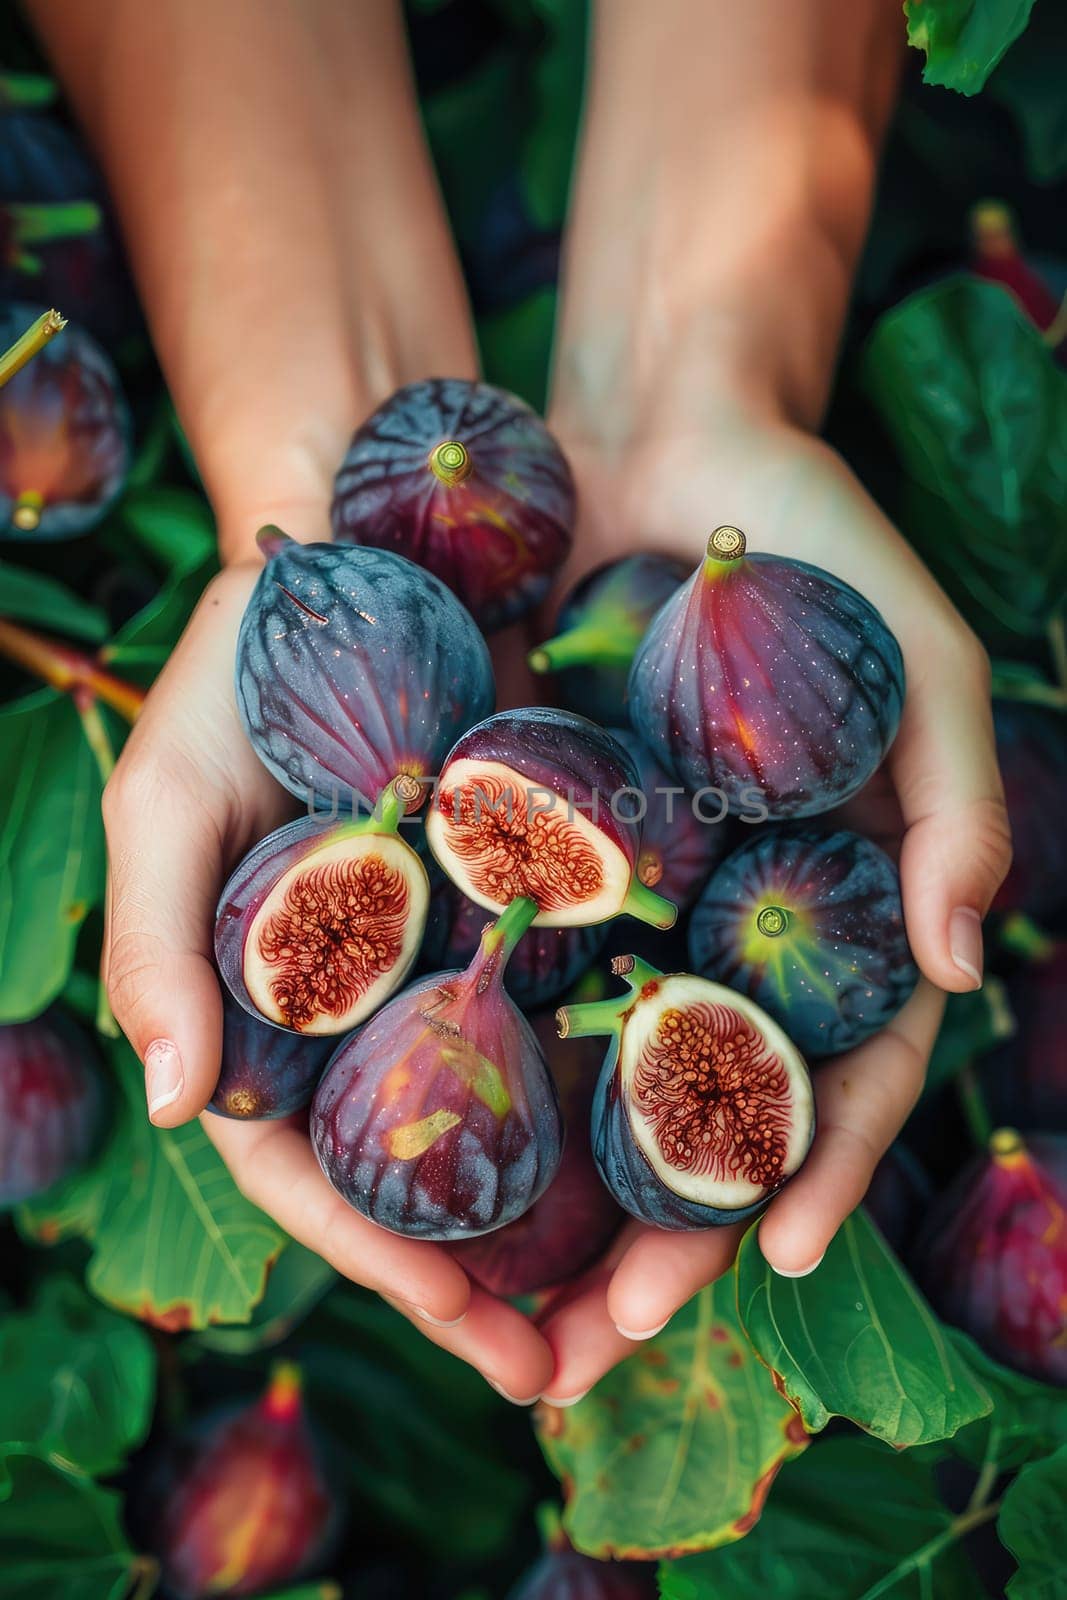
[535,411,1012,1403]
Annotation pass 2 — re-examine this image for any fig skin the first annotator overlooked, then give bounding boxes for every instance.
[137,1364,339,1600]
[419,873,608,1010]
[0,301,130,539]
[689,825,918,1058]
[207,996,335,1121]
[913,1130,1067,1384]
[611,726,730,910]
[560,957,815,1231]
[331,377,574,631]
[235,530,494,812]
[311,897,563,1240]
[0,1009,103,1207]
[215,786,430,1037]
[508,1544,656,1599]
[529,553,689,724]
[455,1014,622,1295]
[990,700,1067,931]
[981,945,1067,1129]
[426,707,678,930]
[627,527,905,818]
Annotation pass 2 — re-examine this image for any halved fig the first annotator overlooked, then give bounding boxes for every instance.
[425,707,677,930]
[311,896,563,1240]
[208,996,335,1120]
[558,956,815,1230]
[215,781,430,1036]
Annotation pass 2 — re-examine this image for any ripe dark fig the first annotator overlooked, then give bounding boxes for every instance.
[913,1130,1067,1384]
[144,1363,339,1600]
[455,1012,622,1294]
[0,302,130,538]
[628,526,905,818]
[969,201,1063,339]
[236,529,494,811]
[420,874,608,1009]
[689,825,918,1058]
[529,554,689,724]
[0,1009,103,1207]
[215,781,430,1036]
[507,1512,656,1599]
[311,897,563,1240]
[558,956,815,1230]
[991,700,1067,931]
[330,378,574,630]
[611,726,729,910]
[208,996,335,1120]
[425,708,678,930]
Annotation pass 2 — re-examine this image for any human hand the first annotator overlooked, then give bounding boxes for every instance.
[535,411,1012,1403]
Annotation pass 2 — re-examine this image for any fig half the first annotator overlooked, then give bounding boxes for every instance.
[425,707,677,930]
[558,956,814,1230]
[216,781,430,1036]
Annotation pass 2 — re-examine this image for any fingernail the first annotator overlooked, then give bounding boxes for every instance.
[543,1389,589,1408]
[773,1253,824,1279]
[949,907,983,989]
[145,1039,183,1120]
[488,1380,542,1407]
[411,1305,467,1329]
[615,1318,669,1342]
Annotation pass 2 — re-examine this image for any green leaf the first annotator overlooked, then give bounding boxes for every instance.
[536,1279,807,1560]
[0,1448,153,1600]
[0,691,106,1022]
[735,1211,992,1447]
[925,979,1015,1094]
[989,1,1067,180]
[1001,1444,1067,1598]
[949,1330,1067,1473]
[519,0,587,229]
[255,1587,341,1600]
[195,1242,336,1354]
[0,1276,155,1475]
[904,0,1036,94]
[19,1039,284,1331]
[101,486,217,670]
[862,278,1067,647]
[658,1433,982,1600]
[0,563,108,643]
[477,287,558,413]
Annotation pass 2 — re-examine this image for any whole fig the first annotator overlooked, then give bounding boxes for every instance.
[207,996,335,1120]
[0,1009,103,1207]
[611,726,729,910]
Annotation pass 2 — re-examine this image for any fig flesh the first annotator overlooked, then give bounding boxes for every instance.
[558,957,814,1230]
[142,1363,339,1600]
[0,1009,103,1206]
[331,378,574,630]
[627,526,905,817]
[208,996,335,1120]
[913,1129,1067,1384]
[0,301,130,538]
[455,1013,622,1294]
[611,726,729,910]
[311,897,563,1240]
[235,529,494,812]
[425,707,677,930]
[215,782,430,1036]
[689,825,918,1057]
[529,554,689,724]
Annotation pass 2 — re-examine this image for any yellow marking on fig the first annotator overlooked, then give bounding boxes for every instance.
[387,1108,463,1160]
[441,1042,512,1117]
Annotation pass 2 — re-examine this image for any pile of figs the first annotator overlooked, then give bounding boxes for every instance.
[205,379,919,1266]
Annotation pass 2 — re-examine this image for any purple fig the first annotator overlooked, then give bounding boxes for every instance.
[611,726,729,909]
[207,996,335,1120]
[558,956,814,1230]
[913,1129,1067,1384]
[628,526,905,818]
[991,700,1067,931]
[311,897,563,1240]
[689,825,918,1058]
[215,781,430,1036]
[981,945,1067,1129]
[425,708,677,930]
[455,1013,622,1294]
[144,1363,339,1600]
[0,1009,103,1206]
[419,873,608,1010]
[0,301,130,538]
[235,529,494,811]
[331,378,574,630]
[507,1512,656,1598]
[528,554,689,724]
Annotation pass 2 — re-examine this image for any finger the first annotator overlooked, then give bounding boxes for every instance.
[891,638,1011,993]
[538,1265,633,1405]
[386,1287,555,1405]
[757,979,944,1275]
[205,1114,472,1327]
[605,1220,744,1342]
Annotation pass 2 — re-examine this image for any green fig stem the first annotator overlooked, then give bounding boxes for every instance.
[556,992,631,1040]
[428,438,473,487]
[0,307,65,389]
[0,71,57,109]
[620,875,677,929]
[703,524,748,580]
[997,912,1056,963]
[73,689,118,786]
[8,199,102,245]
[528,621,640,675]
[481,895,539,966]
[262,1361,303,1421]
[610,953,664,990]
[956,1064,993,1152]
[361,776,421,834]
[756,905,791,938]
[0,617,145,722]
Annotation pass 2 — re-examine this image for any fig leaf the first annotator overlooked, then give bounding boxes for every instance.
[0,1448,152,1600]
[998,1443,1067,1599]
[949,1330,1067,1473]
[904,0,1036,95]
